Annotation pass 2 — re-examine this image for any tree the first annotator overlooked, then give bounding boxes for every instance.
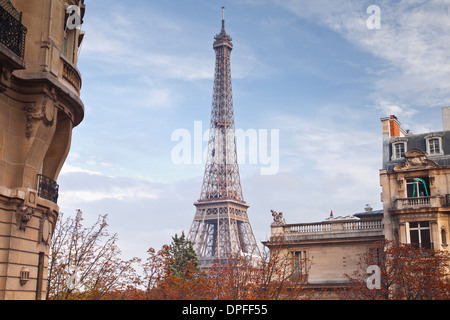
[167,232,200,277]
[47,210,137,300]
[209,242,310,300]
[341,240,450,300]
[47,223,311,300]
[152,233,211,300]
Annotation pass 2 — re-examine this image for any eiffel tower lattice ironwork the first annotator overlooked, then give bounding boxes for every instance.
[187,8,261,267]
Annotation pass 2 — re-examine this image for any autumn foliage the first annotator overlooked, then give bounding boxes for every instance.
[47,211,308,300]
[47,211,450,300]
[47,210,138,300]
[340,240,450,300]
[105,234,309,300]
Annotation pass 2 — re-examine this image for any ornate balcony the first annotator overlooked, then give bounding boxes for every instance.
[37,174,59,204]
[394,196,447,210]
[0,4,27,58]
[276,218,384,242]
[284,219,383,234]
[61,56,82,93]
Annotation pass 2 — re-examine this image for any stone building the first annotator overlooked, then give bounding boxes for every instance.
[264,107,450,292]
[264,208,384,291]
[0,0,85,299]
[380,109,450,252]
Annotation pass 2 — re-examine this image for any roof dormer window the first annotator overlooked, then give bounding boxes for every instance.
[425,134,444,156]
[392,141,406,160]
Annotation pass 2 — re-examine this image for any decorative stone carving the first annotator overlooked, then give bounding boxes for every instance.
[394,149,438,172]
[16,205,34,231]
[24,89,56,137]
[38,208,52,245]
[0,64,9,92]
[326,215,358,221]
[271,210,285,226]
[19,267,30,286]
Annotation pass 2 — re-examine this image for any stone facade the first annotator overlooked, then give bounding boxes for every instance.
[264,210,384,290]
[380,110,450,253]
[0,0,85,299]
[265,108,450,294]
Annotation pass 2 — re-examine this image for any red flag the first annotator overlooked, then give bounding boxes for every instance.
[330,210,333,217]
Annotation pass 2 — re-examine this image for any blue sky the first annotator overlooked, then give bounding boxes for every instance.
[58,0,450,259]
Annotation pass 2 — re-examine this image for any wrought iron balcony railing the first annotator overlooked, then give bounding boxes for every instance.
[0,4,27,58]
[37,174,59,204]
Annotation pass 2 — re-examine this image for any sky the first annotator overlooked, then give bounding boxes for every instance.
[58,0,450,260]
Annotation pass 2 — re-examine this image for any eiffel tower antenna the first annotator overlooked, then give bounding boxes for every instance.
[187,9,261,268]
[222,6,225,29]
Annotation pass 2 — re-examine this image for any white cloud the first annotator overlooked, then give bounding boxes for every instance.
[80,5,211,82]
[59,171,161,202]
[57,167,201,258]
[59,164,103,176]
[60,187,159,203]
[274,0,450,107]
[374,99,418,119]
[266,107,382,217]
[80,3,269,83]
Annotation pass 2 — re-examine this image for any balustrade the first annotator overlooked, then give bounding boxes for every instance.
[284,219,383,235]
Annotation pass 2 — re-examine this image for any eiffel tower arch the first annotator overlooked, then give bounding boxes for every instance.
[187,8,261,268]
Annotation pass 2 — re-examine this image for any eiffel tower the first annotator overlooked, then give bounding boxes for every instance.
[187,8,261,267]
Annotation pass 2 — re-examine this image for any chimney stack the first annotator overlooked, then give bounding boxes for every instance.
[442,106,450,131]
[381,115,405,138]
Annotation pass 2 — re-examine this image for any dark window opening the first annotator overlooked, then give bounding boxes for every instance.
[406,177,430,198]
[409,221,432,250]
[36,252,45,300]
[293,251,308,279]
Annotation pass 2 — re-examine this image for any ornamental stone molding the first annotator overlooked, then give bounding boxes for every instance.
[394,148,439,172]
[15,204,34,231]
[38,208,53,245]
[271,210,286,226]
[24,90,57,138]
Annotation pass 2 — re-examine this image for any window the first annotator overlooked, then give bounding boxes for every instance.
[441,228,447,246]
[392,142,406,159]
[36,252,45,300]
[409,222,432,249]
[425,135,444,156]
[406,177,430,198]
[428,138,441,155]
[293,251,308,278]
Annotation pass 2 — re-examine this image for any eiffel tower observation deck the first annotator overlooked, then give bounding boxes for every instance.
[187,8,261,268]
